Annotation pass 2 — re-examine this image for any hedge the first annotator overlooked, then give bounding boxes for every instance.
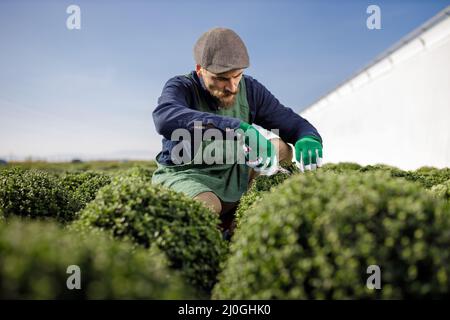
[115,166,155,181]
[323,163,450,189]
[405,167,450,189]
[237,163,450,228]
[236,173,290,226]
[59,171,111,206]
[0,168,81,222]
[213,171,450,299]
[359,165,448,189]
[234,162,300,225]
[237,162,376,225]
[431,180,450,202]
[322,162,363,173]
[0,219,192,299]
[73,174,227,293]
[0,161,157,174]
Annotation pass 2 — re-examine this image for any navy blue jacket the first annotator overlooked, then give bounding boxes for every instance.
[153,71,322,165]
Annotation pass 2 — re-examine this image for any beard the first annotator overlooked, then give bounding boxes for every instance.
[207,85,239,109]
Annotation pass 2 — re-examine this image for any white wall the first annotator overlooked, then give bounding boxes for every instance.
[301,12,450,170]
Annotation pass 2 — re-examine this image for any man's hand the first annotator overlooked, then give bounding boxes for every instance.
[294,135,323,171]
[238,122,275,169]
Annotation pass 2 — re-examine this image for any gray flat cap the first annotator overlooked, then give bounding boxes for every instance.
[194,27,250,74]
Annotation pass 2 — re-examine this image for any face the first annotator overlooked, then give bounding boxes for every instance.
[196,65,243,109]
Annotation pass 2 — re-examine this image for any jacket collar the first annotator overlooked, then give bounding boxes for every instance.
[190,71,220,111]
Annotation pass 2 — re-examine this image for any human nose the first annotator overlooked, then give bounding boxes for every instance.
[225,80,238,93]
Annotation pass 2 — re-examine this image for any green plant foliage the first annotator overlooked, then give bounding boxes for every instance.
[431,180,450,201]
[0,160,157,174]
[0,219,192,299]
[115,166,155,181]
[236,172,291,225]
[322,162,363,173]
[74,175,227,293]
[213,171,450,299]
[358,164,404,173]
[325,163,450,189]
[405,167,450,189]
[59,171,111,206]
[0,168,81,222]
[59,171,108,192]
[235,162,300,224]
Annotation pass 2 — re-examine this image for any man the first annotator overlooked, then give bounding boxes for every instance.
[152,27,323,218]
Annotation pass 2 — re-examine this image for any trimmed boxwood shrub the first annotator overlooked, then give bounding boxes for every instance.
[0,161,157,174]
[59,171,106,191]
[0,168,81,222]
[431,180,450,201]
[236,172,291,225]
[358,165,450,189]
[75,175,111,203]
[73,175,227,293]
[213,171,450,299]
[406,167,450,189]
[322,162,363,173]
[59,171,111,206]
[325,163,450,189]
[237,162,373,226]
[116,166,155,181]
[237,163,450,227]
[358,164,404,173]
[322,163,407,178]
[0,219,192,299]
[235,162,300,225]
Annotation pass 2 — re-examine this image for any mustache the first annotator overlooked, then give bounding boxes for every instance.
[215,89,238,97]
[207,84,239,97]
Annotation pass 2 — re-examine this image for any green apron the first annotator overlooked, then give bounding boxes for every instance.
[151,74,250,203]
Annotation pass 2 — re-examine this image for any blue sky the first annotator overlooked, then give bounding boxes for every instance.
[0,0,449,161]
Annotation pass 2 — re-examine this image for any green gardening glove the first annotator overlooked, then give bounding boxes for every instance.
[294,135,323,171]
[238,122,275,169]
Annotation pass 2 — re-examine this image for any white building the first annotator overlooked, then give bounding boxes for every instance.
[301,6,450,170]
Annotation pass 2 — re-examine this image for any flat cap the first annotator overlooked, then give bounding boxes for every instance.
[193,27,250,74]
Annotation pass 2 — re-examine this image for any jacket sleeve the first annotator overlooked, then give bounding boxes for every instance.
[152,76,242,140]
[246,76,323,145]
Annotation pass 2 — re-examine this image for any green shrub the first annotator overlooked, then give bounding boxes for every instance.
[406,167,450,189]
[2,160,157,174]
[237,163,450,226]
[75,175,111,203]
[236,162,372,225]
[236,172,291,225]
[115,166,155,181]
[59,171,108,192]
[74,175,227,293]
[0,168,81,222]
[325,163,450,189]
[213,171,450,299]
[59,171,111,205]
[235,162,300,225]
[0,219,192,299]
[322,162,363,173]
[431,180,450,201]
[358,165,450,189]
[358,163,403,172]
